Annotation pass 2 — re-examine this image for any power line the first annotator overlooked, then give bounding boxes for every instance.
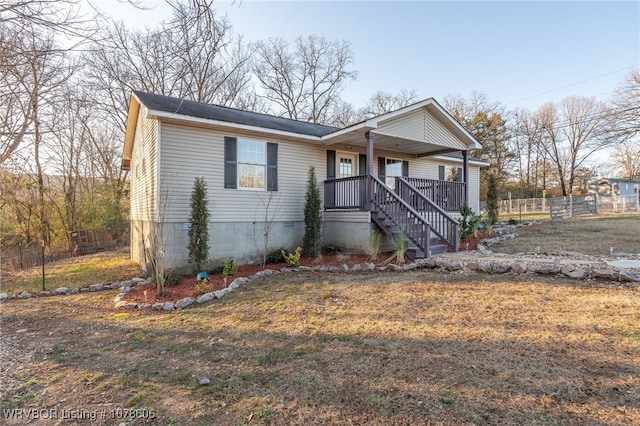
[504,65,638,106]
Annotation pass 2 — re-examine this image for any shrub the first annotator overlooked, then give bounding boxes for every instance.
[302,166,322,257]
[393,229,407,264]
[265,248,286,264]
[459,204,480,240]
[162,269,182,287]
[194,280,212,295]
[222,260,239,278]
[368,230,383,261]
[187,177,210,274]
[281,247,302,267]
[485,173,499,225]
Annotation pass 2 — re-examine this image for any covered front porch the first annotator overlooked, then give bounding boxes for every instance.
[317,99,482,258]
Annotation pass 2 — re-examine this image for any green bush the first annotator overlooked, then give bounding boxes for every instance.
[222,260,239,278]
[369,230,383,261]
[459,204,480,240]
[187,177,210,274]
[265,248,287,264]
[281,247,302,267]
[302,166,322,257]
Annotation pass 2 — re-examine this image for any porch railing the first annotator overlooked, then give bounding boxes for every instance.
[403,178,466,212]
[324,175,367,210]
[371,176,432,257]
[396,177,459,252]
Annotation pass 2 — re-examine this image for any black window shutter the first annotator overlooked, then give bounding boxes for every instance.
[326,150,336,180]
[358,154,367,175]
[378,157,386,181]
[438,165,445,180]
[224,137,237,189]
[267,143,278,191]
[402,160,409,177]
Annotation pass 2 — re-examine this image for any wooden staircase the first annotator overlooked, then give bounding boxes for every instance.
[369,176,458,259]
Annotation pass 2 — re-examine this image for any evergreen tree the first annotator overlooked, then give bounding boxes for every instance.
[486,173,499,225]
[302,166,322,257]
[188,177,210,273]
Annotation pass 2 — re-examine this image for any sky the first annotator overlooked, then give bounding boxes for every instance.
[94,0,640,113]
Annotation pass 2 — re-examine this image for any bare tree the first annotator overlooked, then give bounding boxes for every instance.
[610,141,640,180]
[538,96,610,196]
[84,0,252,134]
[357,89,418,119]
[608,68,640,143]
[253,34,357,124]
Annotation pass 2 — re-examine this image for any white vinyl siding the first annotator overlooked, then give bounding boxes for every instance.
[159,123,327,223]
[376,107,467,151]
[129,106,158,222]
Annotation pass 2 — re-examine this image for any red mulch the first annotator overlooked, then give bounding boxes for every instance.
[126,253,374,304]
[126,233,495,305]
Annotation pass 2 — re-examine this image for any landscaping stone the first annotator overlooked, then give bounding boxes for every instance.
[199,378,211,386]
[477,244,493,255]
[138,303,151,309]
[364,263,376,271]
[214,289,229,299]
[491,263,511,274]
[255,270,274,277]
[38,291,52,297]
[561,266,588,280]
[196,292,215,304]
[152,303,164,310]
[478,262,493,273]
[298,266,312,271]
[341,264,350,272]
[328,266,341,273]
[444,261,463,271]
[418,258,436,269]
[619,270,640,283]
[592,269,618,281]
[162,302,175,311]
[467,262,479,271]
[531,264,562,275]
[376,266,388,272]
[120,280,132,287]
[131,277,146,284]
[119,285,130,293]
[79,288,89,293]
[69,288,79,294]
[402,263,419,271]
[0,293,9,301]
[55,287,70,295]
[511,263,527,274]
[89,283,104,292]
[176,297,196,309]
[351,264,362,272]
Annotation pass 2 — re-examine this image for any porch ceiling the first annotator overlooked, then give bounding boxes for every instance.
[322,129,460,157]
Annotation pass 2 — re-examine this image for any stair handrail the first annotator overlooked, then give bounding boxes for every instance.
[370,175,432,257]
[396,177,459,252]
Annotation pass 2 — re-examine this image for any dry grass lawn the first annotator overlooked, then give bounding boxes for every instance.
[491,214,640,255]
[2,270,639,425]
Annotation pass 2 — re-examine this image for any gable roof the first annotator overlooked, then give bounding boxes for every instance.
[123,91,483,170]
[133,91,339,137]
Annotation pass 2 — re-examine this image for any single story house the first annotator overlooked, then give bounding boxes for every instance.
[121,91,486,270]
[589,178,640,198]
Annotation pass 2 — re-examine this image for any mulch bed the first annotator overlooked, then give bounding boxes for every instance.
[126,232,494,305]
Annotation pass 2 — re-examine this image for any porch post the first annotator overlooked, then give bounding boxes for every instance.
[365,131,374,210]
[462,150,469,207]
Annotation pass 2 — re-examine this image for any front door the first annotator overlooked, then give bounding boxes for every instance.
[338,152,358,178]
[337,152,361,208]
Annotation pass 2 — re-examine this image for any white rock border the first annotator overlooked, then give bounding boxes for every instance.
[1,257,637,308]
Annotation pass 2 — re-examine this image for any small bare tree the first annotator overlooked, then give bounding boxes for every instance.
[248,191,283,268]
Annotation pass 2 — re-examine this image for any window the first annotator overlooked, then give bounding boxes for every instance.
[238,139,266,190]
[225,137,278,191]
[378,156,408,188]
[385,158,402,188]
[438,165,445,181]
